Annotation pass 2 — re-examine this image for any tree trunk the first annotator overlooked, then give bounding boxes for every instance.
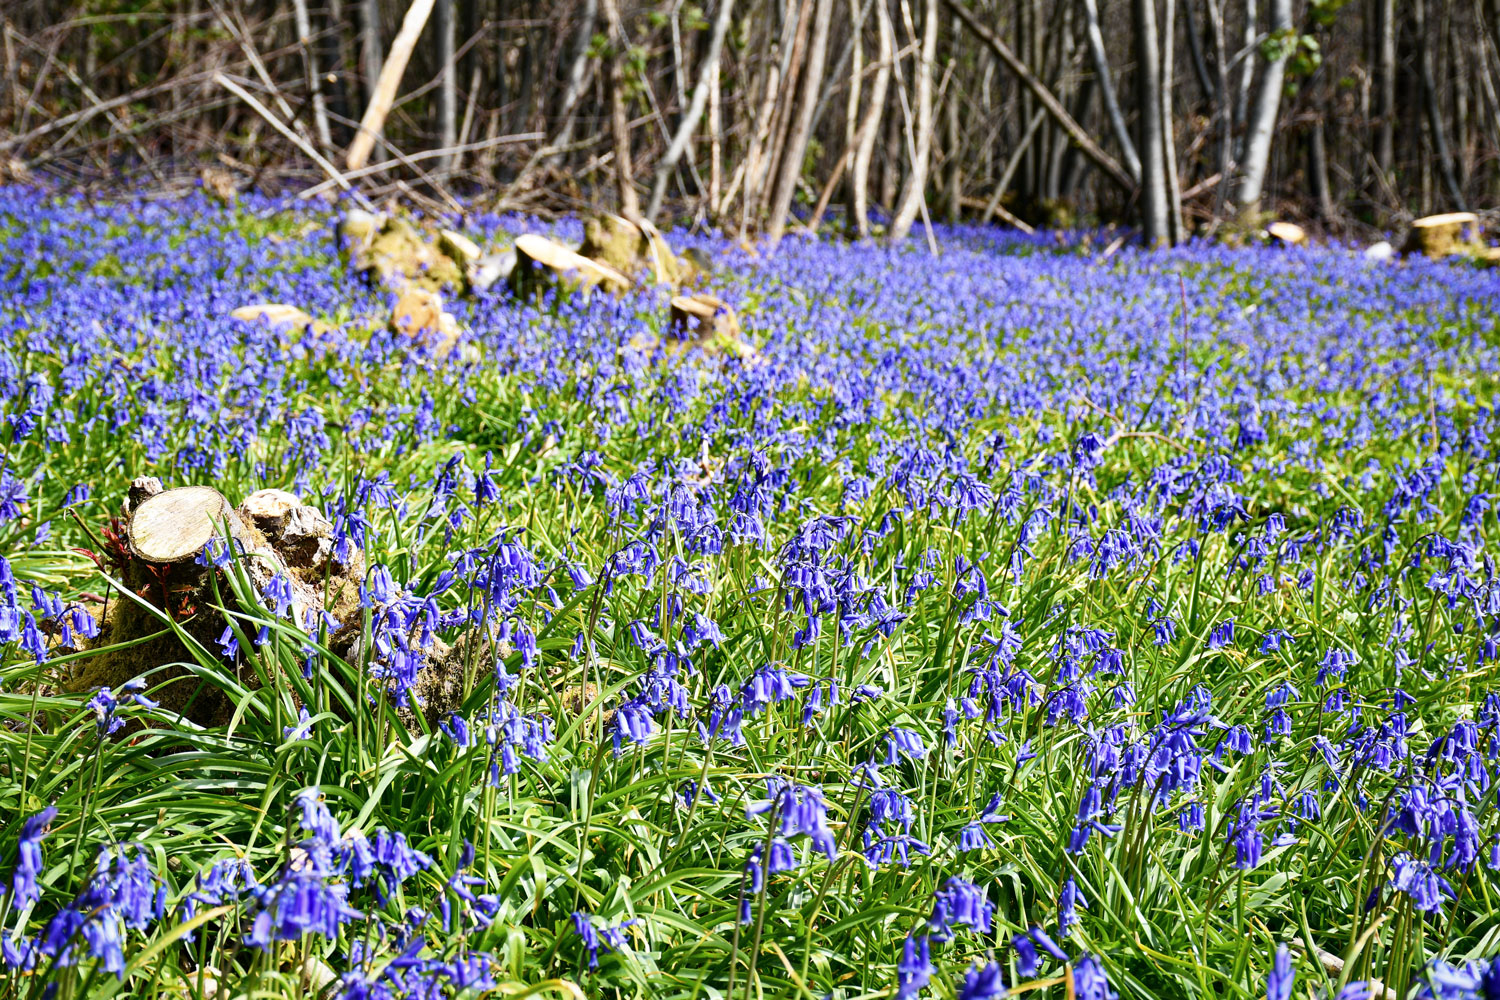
[647,0,738,221]
[767,0,835,242]
[359,0,384,110]
[737,0,805,225]
[1234,0,1257,151]
[1233,0,1290,214]
[1416,0,1466,209]
[1135,0,1171,243]
[890,0,938,241]
[946,31,963,223]
[1374,0,1395,176]
[1308,118,1336,221]
[1183,0,1215,102]
[1161,0,1184,240]
[709,53,723,211]
[291,0,334,153]
[1081,0,1142,181]
[849,0,895,236]
[347,0,439,171]
[600,0,643,220]
[1206,0,1234,217]
[434,0,457,173]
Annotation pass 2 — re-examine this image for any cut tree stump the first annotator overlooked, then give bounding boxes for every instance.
[509,234,631,299]
[70,483,363,726]
[1402,212,1482,259]
[128,486,252,564]
[471,250,517,291]
[200,167,237,203]
[355,217,465,292]
[660,294,754,358]
[338,209,382,254]
[438,229,481,265]
[578,214,696,286]
[230,304,331,336]
[1265,222,1306,247]
[390,287,461,356]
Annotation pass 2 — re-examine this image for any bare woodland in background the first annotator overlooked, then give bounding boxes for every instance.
[0,0,1494,244]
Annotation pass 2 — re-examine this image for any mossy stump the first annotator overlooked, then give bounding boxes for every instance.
[1401,212,1482,259]
[67,483,362,727]
[354,218,466,293]
[578,214,697,287]
[508,234,631,300]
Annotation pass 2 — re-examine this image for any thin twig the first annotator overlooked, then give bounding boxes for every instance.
[213,72,374,210]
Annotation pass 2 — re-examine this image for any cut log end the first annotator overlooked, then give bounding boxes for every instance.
[510,234,631,297]
[1265,222,1306,246]
[128,486,238,564]
[1403,212,1483,259]
[127,477,164,514]
[239,488,304,534]
[670,293,741,340]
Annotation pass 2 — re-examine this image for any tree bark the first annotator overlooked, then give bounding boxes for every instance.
[849,0,895,236]
[1233,0,1290,213]
[1135,0,1171,243]
[347,0,439,171]
[434,0,457,173]
[600,0,643,220]
[1416,0,1466,208]
[647,0,738,221]
[1183,0,1215,103]
[768,0,836,241]
[890,0,938,241]
[1374,0,1395,176]
[1234,0,1257,150]
[1161,0,1184,240]
[1081,0,1142,181]
[1308,118,1335,221]
[291,0,334,153]
[359,0,384,111]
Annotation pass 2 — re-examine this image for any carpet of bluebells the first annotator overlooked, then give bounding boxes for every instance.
[3,185,1500,1000]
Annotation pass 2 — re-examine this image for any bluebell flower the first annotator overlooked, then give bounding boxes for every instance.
[571,911,633,969]
[262,573,295,618]
[295,788,342,844]
[1206,618,1235,649]
[896,933,933,999]
[1267,945,1294,1000]
[1058,877,1085,935]
[10,805,58,907]
[887,726,927,763]
[1031,926,1069,962]
[957,960,1007,1000]
[928,877,993,939]
[1073,955,1117,1000]
[1012,932,1039,977]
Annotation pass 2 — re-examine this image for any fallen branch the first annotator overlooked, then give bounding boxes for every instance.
[346,0,438,171]
[213,72,374,211]
[297,131,544,198]
[959,195,1035,234]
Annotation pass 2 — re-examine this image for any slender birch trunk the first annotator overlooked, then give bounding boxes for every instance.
[434,0,457,173]
[889,0,938,242]
[1081,0,1142,181]
[849,0,894,236]
[768,0,835,241]
[1233,0,1290,213]
[291,0,333,153]
[647,0,738,221]
[1135,0,1171,244]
